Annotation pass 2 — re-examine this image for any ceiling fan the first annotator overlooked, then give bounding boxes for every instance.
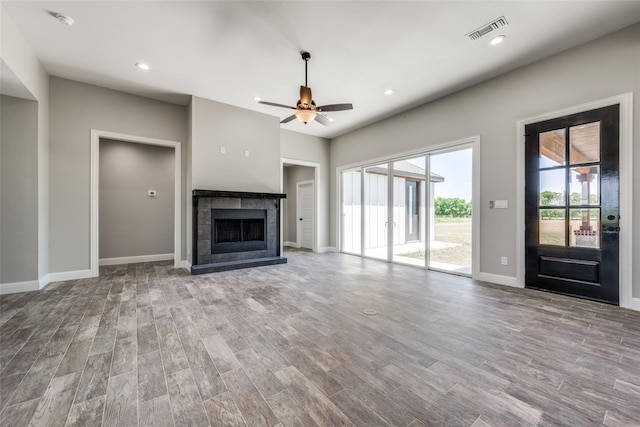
[259,51,353,126]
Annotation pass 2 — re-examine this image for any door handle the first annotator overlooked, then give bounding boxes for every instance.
[299,218,303,221]
[602,225,620,234]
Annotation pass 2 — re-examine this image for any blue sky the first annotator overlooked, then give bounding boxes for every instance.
[406,148,473,202]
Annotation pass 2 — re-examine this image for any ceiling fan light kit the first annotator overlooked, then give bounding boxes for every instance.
[259,51,353,126]
[295,109,317,124]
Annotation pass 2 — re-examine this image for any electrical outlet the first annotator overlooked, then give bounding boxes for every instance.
[501,256,508,266]
[220,146,226,154]
[244,150,250,157]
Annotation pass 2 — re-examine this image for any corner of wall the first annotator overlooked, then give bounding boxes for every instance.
[186,96,194,264]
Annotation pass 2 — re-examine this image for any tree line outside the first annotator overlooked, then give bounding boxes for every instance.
[434,192,598,219]
[434,197,471,218]
[539,191,598,220]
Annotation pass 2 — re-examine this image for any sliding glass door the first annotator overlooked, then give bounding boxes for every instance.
[364,164,389,260]
[341,168,361,255]
[340,143,473,277]
[428,148,473,275]
[392,156,427,266]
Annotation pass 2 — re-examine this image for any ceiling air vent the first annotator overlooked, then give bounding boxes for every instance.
[466,16,508,41]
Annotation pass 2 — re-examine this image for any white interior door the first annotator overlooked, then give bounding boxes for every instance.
[297,181,315,250]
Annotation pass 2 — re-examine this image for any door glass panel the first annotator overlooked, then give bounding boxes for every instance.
[570,208,600,248]
[539,128,566,168]
[428,149,472,275]
[364,164,388,260]
[341,169,361,254]
[392,157,426,267]
[539,209,565,246]
[570,121,600,164]
[539,169,566,206]
[570,166,599,206]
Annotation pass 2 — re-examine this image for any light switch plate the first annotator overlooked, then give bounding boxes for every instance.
[494,199,508,209]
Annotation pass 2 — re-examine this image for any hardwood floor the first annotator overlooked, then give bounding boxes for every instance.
[1,249,639,426]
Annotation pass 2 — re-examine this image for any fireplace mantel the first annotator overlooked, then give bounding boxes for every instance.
[193,190,286,200]
[191,189,287,274]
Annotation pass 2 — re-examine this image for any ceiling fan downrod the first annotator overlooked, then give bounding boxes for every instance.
[301,51,310,87]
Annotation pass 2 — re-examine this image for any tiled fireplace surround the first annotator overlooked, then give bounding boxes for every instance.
[191,190,287,274]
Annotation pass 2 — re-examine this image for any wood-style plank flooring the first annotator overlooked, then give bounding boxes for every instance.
[1,249,640,426]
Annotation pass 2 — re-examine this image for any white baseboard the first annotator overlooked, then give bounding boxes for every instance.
[319,246,338,253]
[284,241,300,248]
[630,298,640,312]
[1,269,94,294]
[99,253,174,266]
[41,269,93,287]
[176,260,191,272]
[475,272,521,288]
[0,280,40,295]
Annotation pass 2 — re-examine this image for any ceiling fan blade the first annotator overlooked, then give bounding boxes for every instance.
[317,103,353,112]
[314,114,330,126]
[300,86,313,107]
[259,100,296,110]
[280,114,297,124]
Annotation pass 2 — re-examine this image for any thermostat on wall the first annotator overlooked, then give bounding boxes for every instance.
[148,190,157,197]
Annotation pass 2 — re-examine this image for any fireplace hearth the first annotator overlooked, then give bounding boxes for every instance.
[191,190,287,274]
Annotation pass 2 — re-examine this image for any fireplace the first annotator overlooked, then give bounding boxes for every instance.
[211,209,267,254]
[191,190,287,274]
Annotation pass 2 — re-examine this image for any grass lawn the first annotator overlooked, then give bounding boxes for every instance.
[404,217,472,266]
[431,217,472,266]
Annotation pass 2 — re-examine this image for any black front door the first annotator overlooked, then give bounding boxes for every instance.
[525,105,619,304]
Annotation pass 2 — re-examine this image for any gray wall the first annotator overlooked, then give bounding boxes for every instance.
[330,23,640,295]
[283,165,315,244]
[0,95,38,282]
[99,138,174,259]
[1,8,50,283]
[190,96,281,192]
[280,130,331,249]
[49,77,188,273]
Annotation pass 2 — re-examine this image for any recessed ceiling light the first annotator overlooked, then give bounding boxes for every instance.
[328,117,334,122]
[253,96,261,102]
[54,13,74,26]
[489,35,506,46]
[135,62,150,71]
[384,89,394,95]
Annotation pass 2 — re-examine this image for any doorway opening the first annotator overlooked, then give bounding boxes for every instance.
[281,159,319,252]
[297,180,315,250]
[90,130,182,277]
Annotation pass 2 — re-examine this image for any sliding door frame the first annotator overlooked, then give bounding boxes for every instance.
[336,135,480,279]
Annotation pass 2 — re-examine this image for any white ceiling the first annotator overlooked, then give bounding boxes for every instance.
[3,1,640,139]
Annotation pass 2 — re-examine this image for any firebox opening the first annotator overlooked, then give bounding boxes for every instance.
[211,209,267,254]
[214,218,265,243]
